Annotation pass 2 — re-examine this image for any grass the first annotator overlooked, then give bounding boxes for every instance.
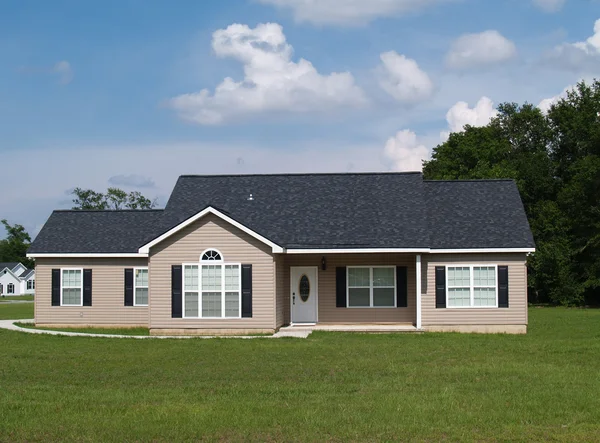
[0,301,33,320]
[0,294,34,302]
[0,307,599,442]
[14,323,150,336]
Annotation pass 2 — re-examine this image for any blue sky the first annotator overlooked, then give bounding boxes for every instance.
[1,0,599,237]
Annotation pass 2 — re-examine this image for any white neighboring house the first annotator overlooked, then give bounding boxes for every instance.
[0,262,35,297]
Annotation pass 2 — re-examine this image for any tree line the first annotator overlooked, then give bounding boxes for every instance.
[423,79,600,306]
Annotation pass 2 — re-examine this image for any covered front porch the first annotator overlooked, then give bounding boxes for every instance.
[275,252,423,329]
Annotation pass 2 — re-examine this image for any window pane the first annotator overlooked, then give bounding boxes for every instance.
[373,268,394,286]
[474,267,495,286]
[202,292,222,317]
[62,269,81,288]
[62,288,82,305]
[448,288,470,307]
[184,266,198,291]
[448,267,470,287]
[348,288,370,307]
[474,288,496,306]
[225,291,239,317]
[135,269,148,287]
[185,292,199,317]
[348,268,370,287]
[135,288,148,305]
[373,287,395,307]
[202,265,222,291]
[225,265,240,291]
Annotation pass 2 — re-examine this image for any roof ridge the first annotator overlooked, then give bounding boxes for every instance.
[178,172,423,178]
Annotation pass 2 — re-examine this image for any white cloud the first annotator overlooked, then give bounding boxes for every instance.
[384,129,430,171]
[258,0,452,26]
[53,61,73,85]
[440,96,497,140]
[169,23,367,125]
[532,0,566,12]
[545,18,600,70]
[446,30,516,69]
[378,51,434,103]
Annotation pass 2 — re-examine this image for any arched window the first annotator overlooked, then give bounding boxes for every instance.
[7,283,14,294]
[183,248,240,319]
[201,249,223,262]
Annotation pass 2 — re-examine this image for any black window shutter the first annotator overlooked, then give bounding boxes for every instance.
[336,267,347,308]
[51,269,60,306]
[241,264,252,318]
[396,266,408,308]
[435,266,446,309]
[124,268,134,306]
[83,269,92,306]
[171,265,182,318]
[498,266,509,308]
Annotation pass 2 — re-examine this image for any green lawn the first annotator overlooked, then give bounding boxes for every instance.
[0,308,599,442]
[0,301,33,320]
[0,294,34,302]
[14,323,150,336]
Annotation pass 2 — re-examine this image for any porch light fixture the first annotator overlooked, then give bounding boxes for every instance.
[321,256,327,271]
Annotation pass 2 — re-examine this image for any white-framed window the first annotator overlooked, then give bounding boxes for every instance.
[447,265,497,308]
[27,279,35,290]
[7,283,15,294]
[61,268,83,306]
[347,266,396,308]
[183,249,241,318]
[134,268,148,306]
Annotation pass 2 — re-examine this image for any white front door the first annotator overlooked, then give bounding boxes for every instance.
[290,266,318,324]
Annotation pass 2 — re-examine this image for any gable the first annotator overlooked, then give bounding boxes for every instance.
[139,206,283,254]
[149,212,275,261]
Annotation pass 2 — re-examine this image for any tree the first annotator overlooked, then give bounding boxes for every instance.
[0,220,34,268]
[71,187,157,210]
[423,80,600,306]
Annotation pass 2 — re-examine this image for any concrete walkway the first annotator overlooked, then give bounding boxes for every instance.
[0,319,311,339]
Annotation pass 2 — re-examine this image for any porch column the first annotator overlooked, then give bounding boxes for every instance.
[416,254,422,329]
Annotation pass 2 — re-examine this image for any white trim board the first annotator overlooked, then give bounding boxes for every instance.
[286,248,430,254]
[285,248,534,254]
[27,253,148,258]
[138,206,284,254]
[429,248,535,254]
[28,248,535,258]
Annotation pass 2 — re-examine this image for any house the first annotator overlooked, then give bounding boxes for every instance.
[0,262,35,296]
[27,173,535,334]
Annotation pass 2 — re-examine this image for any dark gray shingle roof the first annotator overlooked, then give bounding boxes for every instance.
[28,210,166,253]
[29,173,535,253]
[165,173,430,249]
[425,180,535,249]
[0,263,19,272]
[20,269,35,279]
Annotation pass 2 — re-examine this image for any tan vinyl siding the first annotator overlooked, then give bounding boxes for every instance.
[422,253,528,326]
[282,254,416,324]
[148,214,275,330]
[34,258,149,326]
